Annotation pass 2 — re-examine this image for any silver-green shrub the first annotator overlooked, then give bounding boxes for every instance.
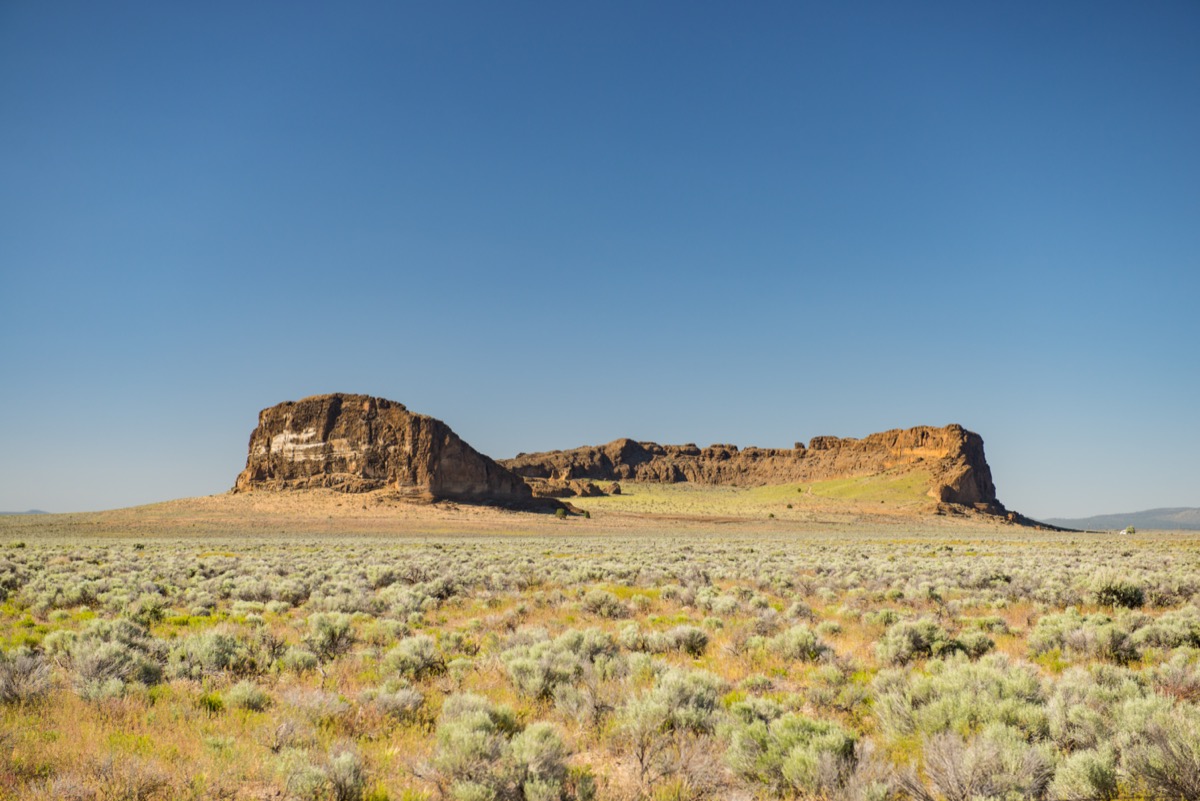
[768,625,828,662]
[304,613,356,661]
[383,634,445,681]
[226,680,272,711]
[168,630,256,679]
[1049,747,1119,801]
[874,618,957,665]
[432,693,580,801]
[726,711,857,797]
[0,648,49,705]
[905,724,1053,801]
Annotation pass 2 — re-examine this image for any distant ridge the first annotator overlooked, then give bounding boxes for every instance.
[1044,507,1200,532]
[0,510,48,515]
[502,424,1008,514]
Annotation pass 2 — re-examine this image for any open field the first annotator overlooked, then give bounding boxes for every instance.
[0,475,979,545]
[2,493,1199,800]
[564,474,939,521]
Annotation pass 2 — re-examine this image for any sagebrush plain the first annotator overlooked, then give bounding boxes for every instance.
[2,485,1199,801]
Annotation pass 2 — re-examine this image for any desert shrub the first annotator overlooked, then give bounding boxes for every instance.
[278,743,367,801]
[305,612,356,661]
[1145,574,1200,607]
[806,668,871,716]
[89,755,170,801]
[768,625,828,662]
[1047,664,1148,751]
[197,690,225,715]
[615,670,727,796]
[659,584,686,602]
[1123,711,1200,801]
[509,723,571,801]
[544,632,626,728]
[440,630,480,658]
[227,680,272,711]
[666,625,709,657]
[169,630,256,679]
[1029,609,1140,664]
[41,630,77,666]
[274,579,311,606]
[383,634,445,680]
[955,630,995,659]
[741,674,774,694]
[962,614,1009,634]
[875,618,957,665]
[581,590,626,619]
[363,684,424,722]
[864,608,901,627]
[1089,569,1146,609]
[711,594,741,616]
[617,624,659,653]
[644,669,726,734]
[503,628,621,700]
[816,621,843,638]
[1029,609,1081,654]
[785,600,815,621]
[873,654,1047,741]
[904,725,1054,801]
[754,607,782,633]
[725,711,858,797]
[327,745,369,801]
[729,695,786,726]
[0,648,50,705]
[1150,648,1200,701]
[70,620,165,700]
[125,593,168,627]
[281,646,320,674]
[432,693,583,801]
[1132,605,1200,649]
[1049,747,1119,801]
[284,688,352,728]
[231,577,273,602]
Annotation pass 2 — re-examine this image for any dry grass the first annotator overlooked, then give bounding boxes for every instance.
[0,493,1197,799]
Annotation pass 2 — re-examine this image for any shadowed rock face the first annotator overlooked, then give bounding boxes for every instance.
[234,394,532,504]
[502,424,1003,511]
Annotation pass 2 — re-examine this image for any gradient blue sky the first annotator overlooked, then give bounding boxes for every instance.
[2,2,1197,518]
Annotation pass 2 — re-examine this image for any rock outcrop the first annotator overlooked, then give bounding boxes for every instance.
[234,394,533,505]
[502,424,1003,511]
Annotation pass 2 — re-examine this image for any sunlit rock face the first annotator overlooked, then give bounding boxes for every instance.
[503,424,1002,512]
[234,393,532,504]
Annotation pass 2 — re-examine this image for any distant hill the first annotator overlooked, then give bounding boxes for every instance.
[1044,507,1200,531]
[0,510,48,515]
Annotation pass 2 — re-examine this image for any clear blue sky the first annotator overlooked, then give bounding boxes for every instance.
[2,2,1197,518]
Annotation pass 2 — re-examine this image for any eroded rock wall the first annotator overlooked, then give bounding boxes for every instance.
[502,424,1001,510]
[234,394,532,504]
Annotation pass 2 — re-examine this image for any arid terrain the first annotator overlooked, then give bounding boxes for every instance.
[2,396,1198,801]
[4,477,1200,801]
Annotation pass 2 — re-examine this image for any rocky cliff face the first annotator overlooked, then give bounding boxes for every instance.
[234,394,533,504]
[502,424,1002,511]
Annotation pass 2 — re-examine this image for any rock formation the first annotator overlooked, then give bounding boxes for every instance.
[234,394,533,505]
[502,424,1003,511]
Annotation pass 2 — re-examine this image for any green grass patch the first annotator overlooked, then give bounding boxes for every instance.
[799,469,933,505]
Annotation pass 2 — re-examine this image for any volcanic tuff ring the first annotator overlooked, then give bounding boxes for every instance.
[234,394,1006,516]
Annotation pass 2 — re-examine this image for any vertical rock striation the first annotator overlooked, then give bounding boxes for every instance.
[501,424,1003,511]
[233,394,532,504]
